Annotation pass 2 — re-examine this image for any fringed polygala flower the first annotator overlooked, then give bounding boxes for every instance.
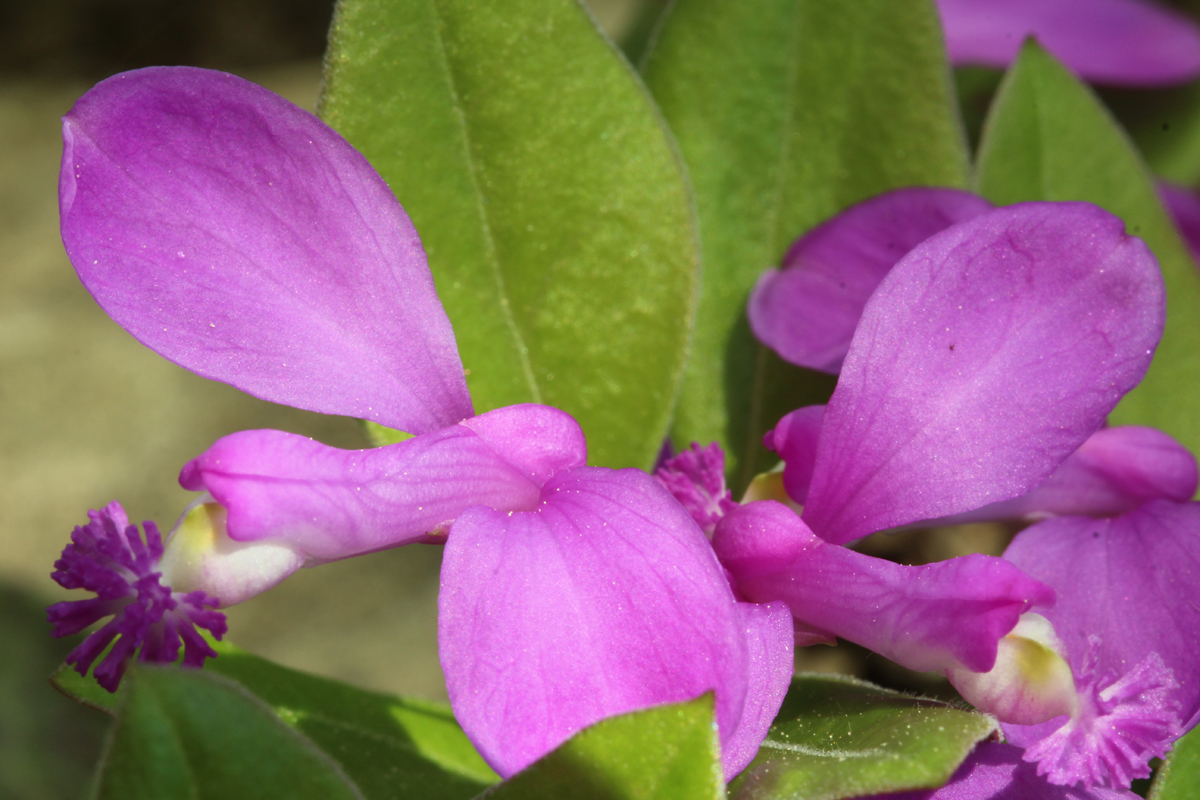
[934,0,1200,86]
[946,500,1200,791]
[873,502,1200,799]
[54,66,793,780]
[748,188,1199,793]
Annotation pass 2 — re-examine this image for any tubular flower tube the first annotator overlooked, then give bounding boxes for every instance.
[657,444,1055,668]
[933,0,1200,87]
[53,66,793,780]
[710,500,1054,674]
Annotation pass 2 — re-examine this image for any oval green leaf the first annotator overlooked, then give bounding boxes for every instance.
[205,641,499,798]
[482,694,724,800]
[730,673,997,800]
[642,0,969,489]
[53,640,499,800]
[320,0,700,469]
[94,665,363,800]
[976,41,1200,463]
[51,658,120,716]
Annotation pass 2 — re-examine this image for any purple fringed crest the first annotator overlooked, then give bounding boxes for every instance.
[1020,637,1183,789]
[47,501,227,692]
[654,442,738,535]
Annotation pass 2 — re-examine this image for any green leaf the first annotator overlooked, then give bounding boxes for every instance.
[51,658,120,716]
[320,0,700,469]
[205,640,499,797]
[483,694,724,800]
[94,665,363,800]
[976,42,1200,462]
[54,641,498,799]
[730,674,997,800]
[363,420,413,447]
[1150,725,1200,800]
[642,0,969,490]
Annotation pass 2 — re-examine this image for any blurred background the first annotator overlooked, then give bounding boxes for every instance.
[0,0,1061,796]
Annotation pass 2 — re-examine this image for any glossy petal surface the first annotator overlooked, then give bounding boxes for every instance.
[936,0,1200,86]
[750,188,991,373]
[1003,501,1200,729]
[181,405,585,561]
[439,467,777,779]
[713,501,1054,674]
[60,66,471,433]
[803,203,1164,544]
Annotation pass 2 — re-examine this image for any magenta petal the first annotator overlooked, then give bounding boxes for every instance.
[750,188,992,373]
[1159,181,1200,265]
[713,501,1054,674]
[722,601,795,779]
[956,427,1198,523]
[1003,501,1200,729]
[457,404,588,486]
[803,202,1165,544]
[181,405,585,561]
[439,467,764,779]
[764,405,826,505]
[866,742,1140,799]
[60,67,471,433]
[936,0,1200,87]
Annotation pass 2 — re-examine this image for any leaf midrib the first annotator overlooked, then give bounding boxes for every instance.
[428,0,542,406]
